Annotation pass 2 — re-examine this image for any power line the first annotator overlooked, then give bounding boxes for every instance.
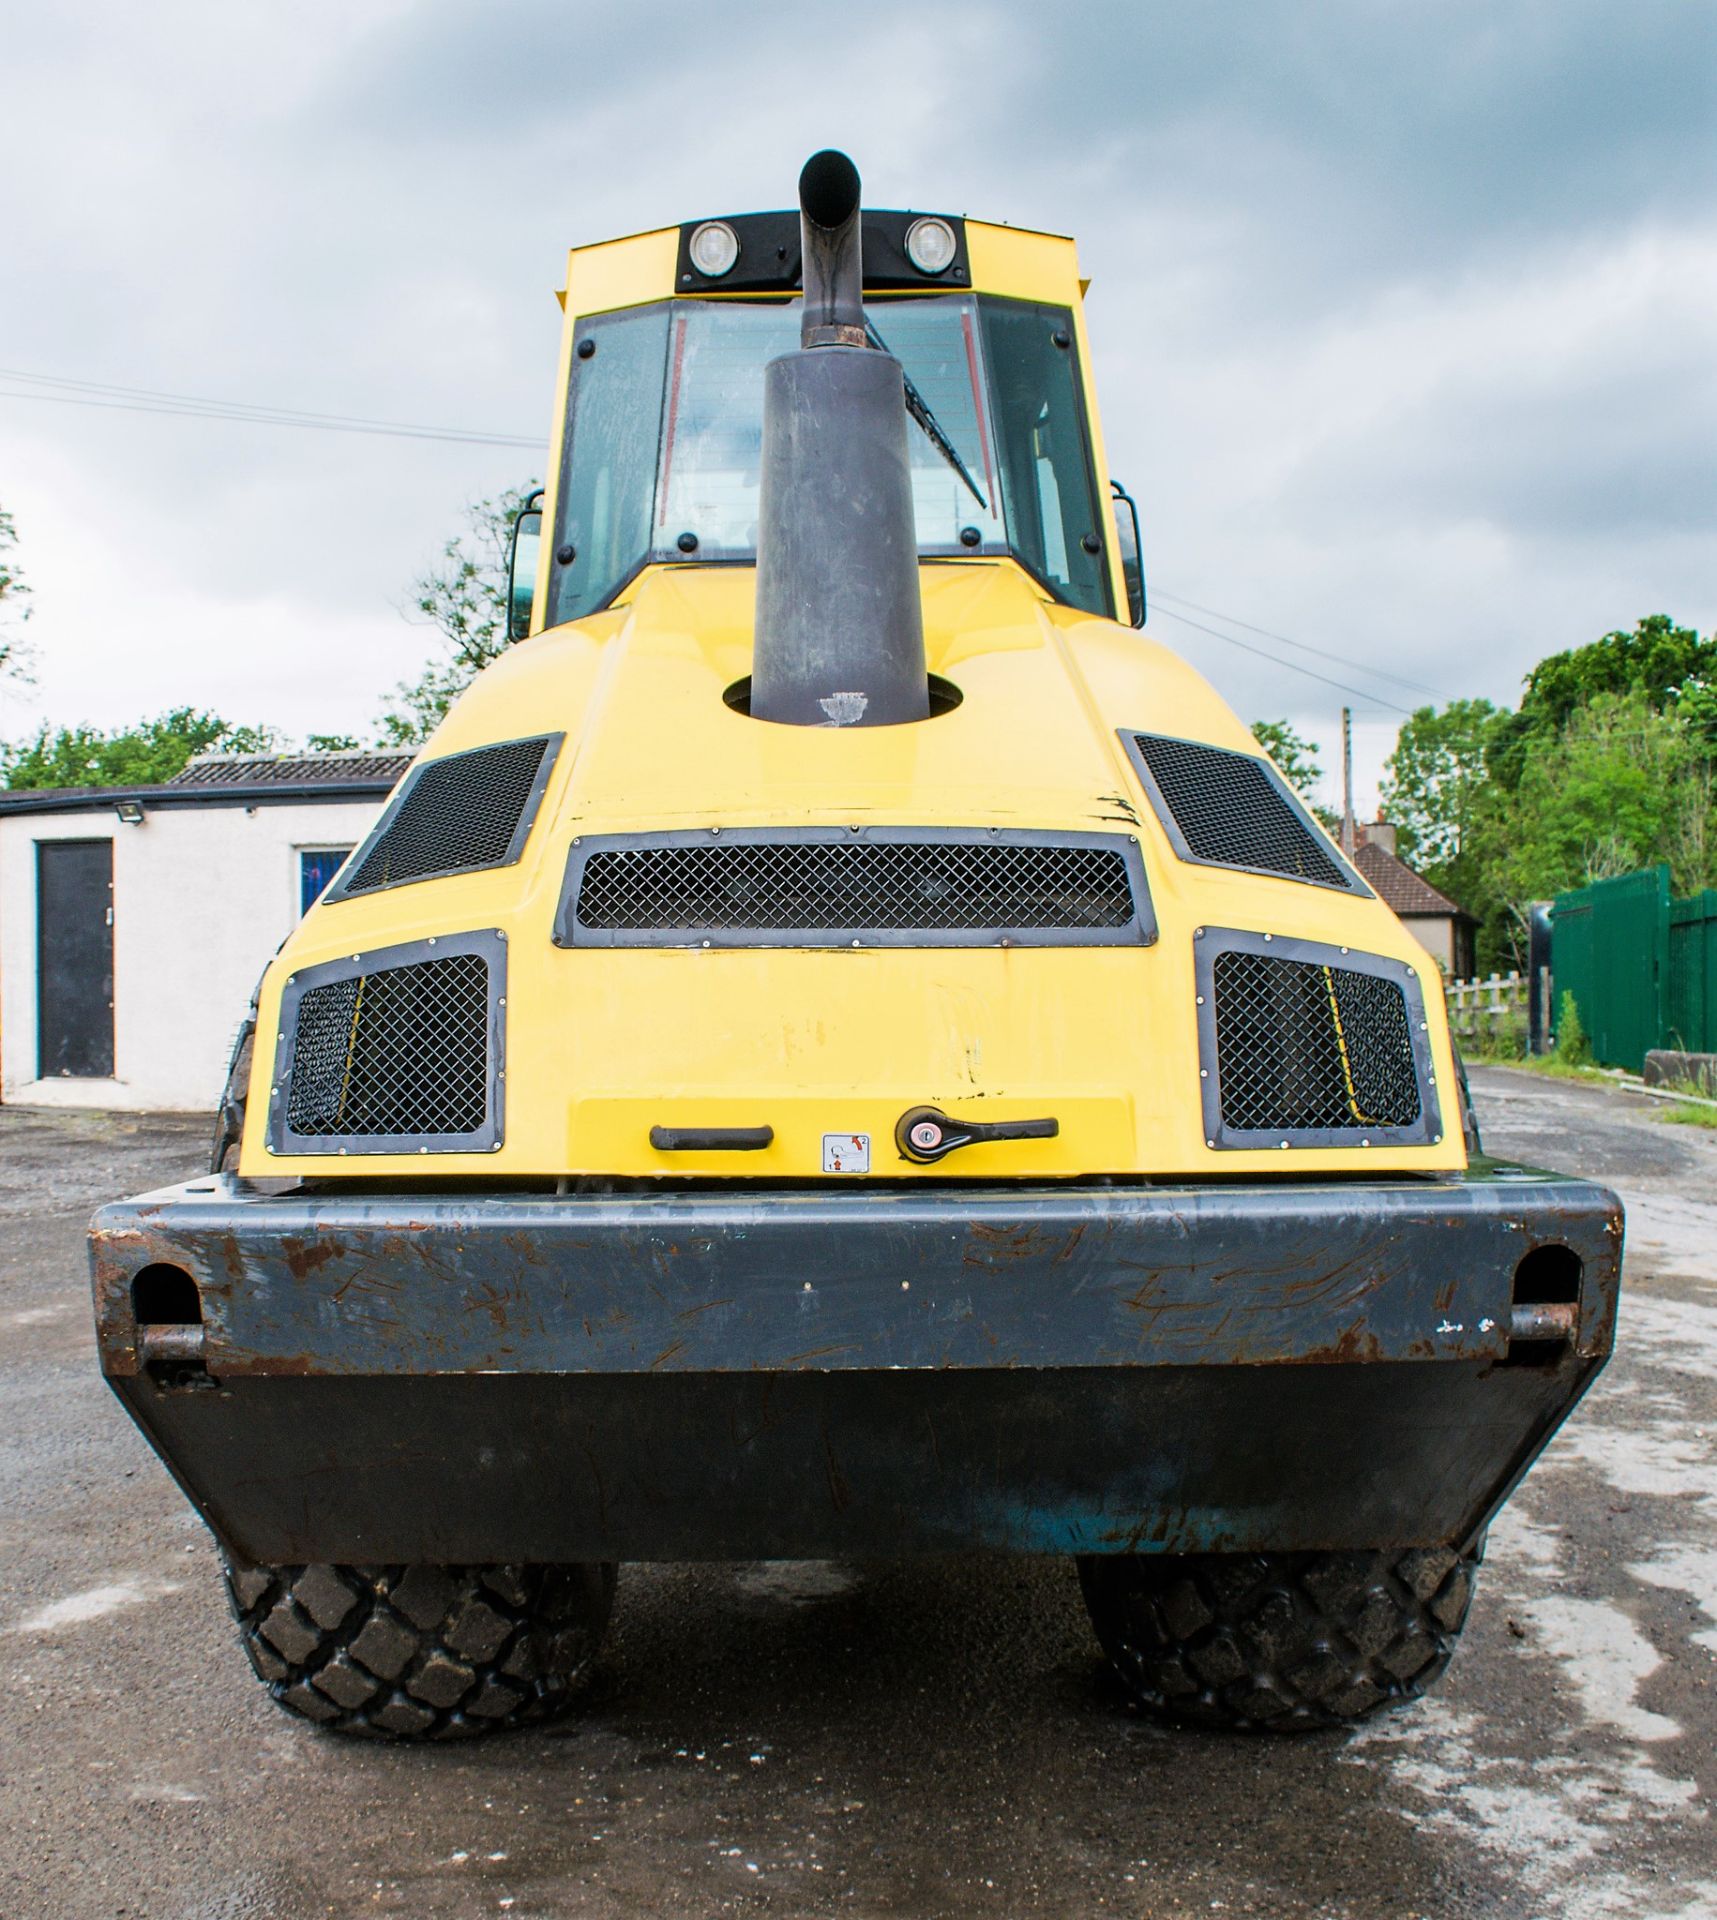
[1149,603,1415,716]
[0,366,540,449]
[1151,587,1448,701]
[0,360,1451,722]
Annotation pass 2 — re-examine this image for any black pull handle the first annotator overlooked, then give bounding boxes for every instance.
[650,1126,774,1152]
[895,1106,1059,1164]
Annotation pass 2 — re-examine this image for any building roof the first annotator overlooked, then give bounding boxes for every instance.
[1353,839,1472,920]
[167,751,413,787]
[0,751,411,819]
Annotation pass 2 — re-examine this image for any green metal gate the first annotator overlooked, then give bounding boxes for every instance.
[1550,867,1670,1072]
[1667,889,1717,1055]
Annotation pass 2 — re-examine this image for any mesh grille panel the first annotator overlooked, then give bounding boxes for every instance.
[1212,950,1422,1134]
[1129,733,1354,889]
[340,736,554,896]
[573,838,1137,935]
[285,954,490,1138]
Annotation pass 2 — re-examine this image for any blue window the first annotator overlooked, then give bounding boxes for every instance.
[299,848,352,915]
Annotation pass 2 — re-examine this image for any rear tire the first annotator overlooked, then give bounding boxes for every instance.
[224,1559,616,1739]
[1078,1545,1479,1733]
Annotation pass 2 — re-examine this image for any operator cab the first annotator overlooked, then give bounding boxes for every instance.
[511,207,1144,639]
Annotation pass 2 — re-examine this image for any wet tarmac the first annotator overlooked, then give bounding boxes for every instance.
[0,1071,1712,1917]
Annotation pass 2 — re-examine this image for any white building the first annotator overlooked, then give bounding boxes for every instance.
[0,752,407,1112]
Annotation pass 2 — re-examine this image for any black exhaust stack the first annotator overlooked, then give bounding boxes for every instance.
[750,151,929,727]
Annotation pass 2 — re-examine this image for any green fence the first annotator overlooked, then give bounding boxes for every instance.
[1551,866,1717,1071]
[1668,889,1717,1055]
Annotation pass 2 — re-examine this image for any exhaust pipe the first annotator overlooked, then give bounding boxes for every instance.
[750,151,929,728]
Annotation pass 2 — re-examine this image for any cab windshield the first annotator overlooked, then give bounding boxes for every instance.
[549,294,1111,626]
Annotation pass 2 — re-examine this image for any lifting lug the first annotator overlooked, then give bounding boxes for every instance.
[895,1105,1059,1165]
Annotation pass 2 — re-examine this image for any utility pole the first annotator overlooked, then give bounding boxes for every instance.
[1341,706,1357,857]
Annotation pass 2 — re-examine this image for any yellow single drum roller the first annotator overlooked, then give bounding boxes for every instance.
[91,150,1622,1742]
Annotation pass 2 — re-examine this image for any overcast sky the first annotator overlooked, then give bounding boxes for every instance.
[2,1,1712,813]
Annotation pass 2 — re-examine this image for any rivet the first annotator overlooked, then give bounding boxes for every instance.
[1200,1069,1208,1078]
[427,936,436,946]
[419,1146,428,1155]
[1362,1138,1371,1147]
[1263,933,1273,941]
[287,974,296,985]
[1195,927,1205,938]
[1206,1138,1215,1147]
[702,940,711,948]
[901,1281,910,1290]
[577,337,596,359]
[711,826,721,835]
[499,996,507,1006]
[1280,1140,1290,1149]
[851,939,862,949]
[1195,994,1204,1005]
[803,1282,812,1292]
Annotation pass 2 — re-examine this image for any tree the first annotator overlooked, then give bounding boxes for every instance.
[1251,718,1323,799]
[1489,614,1716,788]
[1479,691,1714,924]
[0,709,282,790]
[379,483,538,745]
[0,501,35,684]
[1377,697,1506,880]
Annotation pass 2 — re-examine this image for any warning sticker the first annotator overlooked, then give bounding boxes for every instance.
[822,1133,871,1174]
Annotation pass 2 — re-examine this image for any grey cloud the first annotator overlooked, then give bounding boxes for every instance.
[0,0,1709,780]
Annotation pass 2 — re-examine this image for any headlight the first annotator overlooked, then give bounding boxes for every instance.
[905,217,957,276]
[688,221,740,278]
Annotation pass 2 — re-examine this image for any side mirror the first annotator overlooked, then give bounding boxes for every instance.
[506,495,544,641]
[1110,481,1145,628]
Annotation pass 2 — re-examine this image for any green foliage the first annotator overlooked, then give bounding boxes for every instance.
[1483,692,1712,905]
[379,483,539,746]
[1378,698,1505,877]
[305,732,362,753]
[1489,615,1715,789]
[1554,991,1590,1066]
[0,501,35,684]
[1251,718,1341,832]
[1250,718,1322,797]
[1470,1016,1527,1063]
[1377,617,1716,973]
[0,709,283,791]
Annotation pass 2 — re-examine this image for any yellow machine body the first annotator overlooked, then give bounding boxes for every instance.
[239,217,1464,1182]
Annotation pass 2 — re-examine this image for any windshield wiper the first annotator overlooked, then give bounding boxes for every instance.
[864,318,989,513]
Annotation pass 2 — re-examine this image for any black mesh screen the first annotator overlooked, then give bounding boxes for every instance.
[339,736,553,896]
[573,838,1137,935]
[1212,951,1422,1134]
[1129,733,1354,890]
[285,954,490,1139]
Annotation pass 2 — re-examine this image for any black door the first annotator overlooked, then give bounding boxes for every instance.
[38,839,114,1078]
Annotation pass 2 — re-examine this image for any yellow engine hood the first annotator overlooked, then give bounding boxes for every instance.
[244,562,1464,1181]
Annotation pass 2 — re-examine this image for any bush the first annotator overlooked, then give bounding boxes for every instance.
[1554,992,1591,1066]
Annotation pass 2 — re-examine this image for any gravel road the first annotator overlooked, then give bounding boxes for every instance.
[0,1071,1712,1918]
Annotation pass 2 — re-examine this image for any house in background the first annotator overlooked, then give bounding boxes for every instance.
[0,751,408,1111]
[1353,820,1477,978]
